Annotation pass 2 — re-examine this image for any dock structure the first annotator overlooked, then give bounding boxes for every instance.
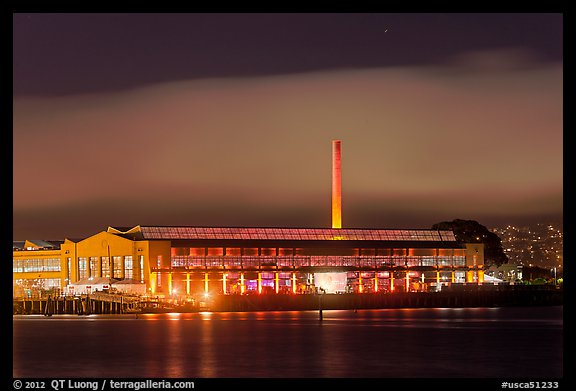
[13,284,562,315]
[14,293,143,315]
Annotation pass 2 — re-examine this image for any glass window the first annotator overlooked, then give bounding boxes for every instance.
[78,258,87,279]
[89,257,99,278]
[453,257,466,267]
[13,260,23,273]
[124,256,133,279]
[67,258,71,283]
[101,257,110,278]
[277,257,292,267]
[113,256,122,278]
[406,257,420,267]
[139,255,144,283]
[226,248,241,256]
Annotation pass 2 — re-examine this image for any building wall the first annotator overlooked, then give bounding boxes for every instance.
[148,240,172,295]
[465,243,485,283]
[13,248,63,296]
[13,231,170,297]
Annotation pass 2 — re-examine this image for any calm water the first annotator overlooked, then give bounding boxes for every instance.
[13,306,562,378]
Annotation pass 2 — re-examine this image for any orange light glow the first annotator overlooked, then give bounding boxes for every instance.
[222,273,227,294]
[226,247,241,256]
[261,247,275,256]
[291,273,297,294]
[240,273,246,294]
[189,247,205,256]
[358,274,363,293]
[332,140,342,229]
[275,272,279,294]
[204,273,209,293]
[257,272,262,294]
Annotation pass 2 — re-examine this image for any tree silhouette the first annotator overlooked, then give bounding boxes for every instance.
[432,219,508,267]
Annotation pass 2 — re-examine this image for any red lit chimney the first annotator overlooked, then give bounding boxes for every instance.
[332,140,342,229]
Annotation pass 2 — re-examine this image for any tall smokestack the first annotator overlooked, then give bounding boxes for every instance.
[332,140,342,229]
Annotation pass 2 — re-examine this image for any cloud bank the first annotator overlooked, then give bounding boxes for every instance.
[13,49,563,239]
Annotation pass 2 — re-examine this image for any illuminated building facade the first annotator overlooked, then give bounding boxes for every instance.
[13,225,485,297]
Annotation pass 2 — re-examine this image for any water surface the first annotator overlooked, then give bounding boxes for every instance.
[13,306,563,378]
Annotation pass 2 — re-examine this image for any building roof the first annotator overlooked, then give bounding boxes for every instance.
[13,241,25,250]
[135,225,457,242]
[13,240,64,250]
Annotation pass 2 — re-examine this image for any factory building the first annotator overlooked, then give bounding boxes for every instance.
[13,140,484,298]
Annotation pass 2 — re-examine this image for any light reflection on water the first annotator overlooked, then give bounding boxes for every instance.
[13,306,562,378]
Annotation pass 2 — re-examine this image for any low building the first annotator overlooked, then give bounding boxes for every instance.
[484,263,523,284]
[112,279,147,295]
[66,277,117,295]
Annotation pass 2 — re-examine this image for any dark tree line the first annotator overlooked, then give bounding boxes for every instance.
[432,219,508,267]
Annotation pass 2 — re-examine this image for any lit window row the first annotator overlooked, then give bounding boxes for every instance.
[168,255,465,268]
[14,278,61,290]
[13,258,61,273]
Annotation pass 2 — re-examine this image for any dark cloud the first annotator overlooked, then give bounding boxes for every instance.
[13,13,562,97]
[13,54,563,239]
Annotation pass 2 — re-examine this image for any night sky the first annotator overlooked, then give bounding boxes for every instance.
[13,13,563,240]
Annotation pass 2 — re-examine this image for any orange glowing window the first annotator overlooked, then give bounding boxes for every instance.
[226,248,241,256]
[207,248,224,256]
[438,249,453,257]
[189,248,205,256]
[243,248,258,256]
[260,248,276,256]
[278,248,293,256]
[360,249,375,256]
[393,249,406,256]
[409,248,436,256]
[171,248,190,256]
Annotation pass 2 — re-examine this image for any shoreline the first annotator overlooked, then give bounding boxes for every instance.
[13,285,563,315]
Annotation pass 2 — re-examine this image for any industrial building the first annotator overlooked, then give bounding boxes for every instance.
[13,225,484,297]
[13,141,485,298]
